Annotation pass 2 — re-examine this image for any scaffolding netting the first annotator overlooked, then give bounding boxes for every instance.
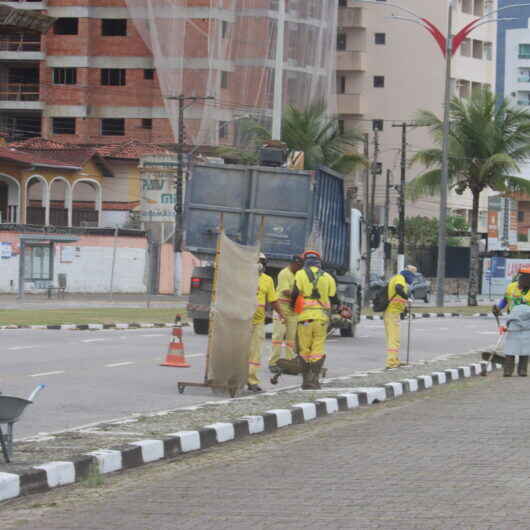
[124,0,338,146]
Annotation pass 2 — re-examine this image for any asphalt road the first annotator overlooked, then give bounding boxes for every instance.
[0,316,499,438]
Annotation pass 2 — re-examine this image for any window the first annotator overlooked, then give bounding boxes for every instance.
[221,71,229,89]
[519,211,525,222]
[484,42,492,61]
[101,68,126,86]
[374,32,386,45]
[460,38,471,57]
[222,20,229,38]
[24,245,52,281]
[472,39,483,59]
[373,75,385,88]
[53,67,77,85]
[474,0,484,16]
[101,118,125,136]
[144,69,155,80]
[141,118,152,130]
[519,44,530,58]
[462,0,473,13]
[339,0,347,6]
[337,32,347,51]
[338,119,345,135]
[338,75,346,94]
[52,117,76,135]
[219,120,228,139]
[372,119,384,131]
[101,19,127,36]
[54,18,78,35]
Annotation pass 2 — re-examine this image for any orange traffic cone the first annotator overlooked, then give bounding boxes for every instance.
[160,315,191,368]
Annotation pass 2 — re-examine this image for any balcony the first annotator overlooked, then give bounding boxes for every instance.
[517,100,530,106]
[0,83,42,110]
[0,1,46,10]
[336,50,367,71]
[0,34,43,60]
[337,93,365,115]
[337,7,364,28]
[518,77,530,83]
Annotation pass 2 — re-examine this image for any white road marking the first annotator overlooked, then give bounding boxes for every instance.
[140,334,165,338]
[82,338,106,343]
[30,370,64,377]
[477,331,498,335]
[106,362,135,368]
[185,353,206,358]
[8,345,38,350]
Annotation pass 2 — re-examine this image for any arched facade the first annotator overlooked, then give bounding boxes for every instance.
[0,173,21,223]
[25,174,49,225]
[71,178,103,227]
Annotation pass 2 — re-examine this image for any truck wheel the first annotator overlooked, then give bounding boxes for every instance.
[340,322,356,338]
[193,319,209,335]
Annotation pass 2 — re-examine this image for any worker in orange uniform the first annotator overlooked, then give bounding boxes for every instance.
[269,254,304,374]
[384,265,417,369]
[248,253,284,393]
[291,250,339,389]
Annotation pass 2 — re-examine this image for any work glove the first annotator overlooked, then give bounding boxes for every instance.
[492,304,501,317]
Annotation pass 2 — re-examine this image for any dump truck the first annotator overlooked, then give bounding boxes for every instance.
[185,163,363,337]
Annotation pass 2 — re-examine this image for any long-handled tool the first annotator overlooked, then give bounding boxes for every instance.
[406,300,413,365]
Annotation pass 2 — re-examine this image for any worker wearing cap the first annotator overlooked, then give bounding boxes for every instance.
[291,250,338,389]
[384,265,417,369]
[248,253,284,392]
[493,268,530,315]
[269,255,304,374]
[493,267,530,377]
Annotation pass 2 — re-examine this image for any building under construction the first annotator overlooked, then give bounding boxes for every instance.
[0,0,337,147]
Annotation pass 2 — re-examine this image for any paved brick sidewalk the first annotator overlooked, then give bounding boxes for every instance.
[2,373,529,529]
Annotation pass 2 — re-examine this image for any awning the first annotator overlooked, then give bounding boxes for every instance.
[0,5,55,33]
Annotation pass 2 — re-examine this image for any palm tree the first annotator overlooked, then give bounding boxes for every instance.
[217,100,365,172]
[409,89,530,306]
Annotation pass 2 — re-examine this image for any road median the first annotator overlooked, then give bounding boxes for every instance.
[0,350,497,503]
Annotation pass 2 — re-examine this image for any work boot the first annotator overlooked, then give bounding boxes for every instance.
[504,356,515,377]
[310,356,326,390]
[300,358,314,390]
[268,364,281,374]
[518,356,528,377]
[247,384,263,393]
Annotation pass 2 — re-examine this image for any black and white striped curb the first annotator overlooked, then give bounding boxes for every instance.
[0,322,184,331]
[0,360,498,503]
[362,312,492,320]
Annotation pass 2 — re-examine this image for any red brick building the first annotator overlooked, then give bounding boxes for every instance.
[0,0,172,144]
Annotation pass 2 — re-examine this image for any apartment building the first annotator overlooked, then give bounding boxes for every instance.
[337,0,497,231]
[0,0,336,148]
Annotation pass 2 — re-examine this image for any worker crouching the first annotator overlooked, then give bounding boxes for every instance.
[291,250,338,390]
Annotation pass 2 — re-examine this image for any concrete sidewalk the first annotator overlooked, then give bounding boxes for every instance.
[1,371,529,529]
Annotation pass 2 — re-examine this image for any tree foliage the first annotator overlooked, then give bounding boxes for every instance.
[216,100,366,172]
[408,89,530,305]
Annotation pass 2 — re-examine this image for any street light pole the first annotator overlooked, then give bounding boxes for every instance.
[435,1,453,308]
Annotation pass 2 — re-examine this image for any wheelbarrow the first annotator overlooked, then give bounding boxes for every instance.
[0,385,45,463]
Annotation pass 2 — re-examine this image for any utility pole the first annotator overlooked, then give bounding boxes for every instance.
[365,128,379,296]
[166,94,214,252]
[436,2,454,307]
[392,122,414,273]
[362,132,370,305]
[383,169,391,277]
[272,0,286,140]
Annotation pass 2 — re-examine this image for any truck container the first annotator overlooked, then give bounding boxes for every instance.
[185,162,362,336]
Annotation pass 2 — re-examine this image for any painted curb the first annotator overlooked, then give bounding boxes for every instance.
[0,360,499,503]
[0,322,186,331]
[362,312,491,321]
[0,313,493,331]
